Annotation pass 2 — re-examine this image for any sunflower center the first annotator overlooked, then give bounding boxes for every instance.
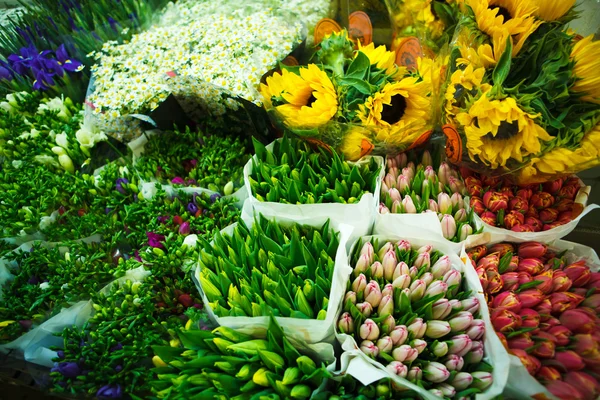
[381,94,407,125]
[306,92,317,108]
[491,6,512,22]
[482,120,520,140]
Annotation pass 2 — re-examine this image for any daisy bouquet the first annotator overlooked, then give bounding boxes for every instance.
[441,0,600,184]
[261,31,438,161]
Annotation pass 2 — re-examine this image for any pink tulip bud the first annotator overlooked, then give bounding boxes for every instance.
[360,340,379,358]
[365,280,383,308]
[426,320,452,339]
[392,274,411,290]
[376,336,394,353]
[517,289,544,309]
[390,325,408,346]
[425,281,448,298]
[401,195,417,213]
[447,334,473,357]
[360,319,381,341]
[454,209,468,224]
[407,366,423,381]
[352,274,367,294]
[449,371,473,390]
[518,258,544,275]
[402,166,414,181]
[396,239,411,253]
[343,291,357,310]
[387,361,408,378]
[502,272,519,291]
[431,256,451,280]
[471,371,493,390]
[379,203,390,214]
[449,299,462,311]
[423,361,450,383]
[394,261,410,279]
[409,266,418,279]
[461,297,480,314]
[554,350,586,371]
[417,243,433,253]
[536,366,562,382]
[443,269,461,288]
[549,292,585,314]
[382,250,397,280]
[421,272,434,287]
[378,295,394,317]
[424,165,436,181]
[432,299,453,320]
[360,242,375,263]
[564,262,592,288]
[547,326,572,347]
[389,188,402,203]
[384,173,397,190]
[393,344,418,362]
[470,196,486,214]
[437,383,456,398]
[381,283,394,298]
[432,341,449,357]
[449,311,474,333]
[356,302,373,317]
[381,181,389,195]
[444,354,464,371]
[428,199,440,212]
[491,308,522,333]
[449,177,465,196]
[338,312,354,334]
[519,308,540,330]
[451,192,464,210]
[390,199,401,214]
[559,309,596,334]
[438,163,451,186]
[386,157,397,169]
[546,381,585,400]
[380,314,396,335]
[410,340,427,356]
[369,261,384,279]
[492,291,522,313]
[464,340,484,364]
[441,215,457,240]
[438,193,453,215]
[407,318,427,339]
[409,279,427,301]
[397,174,410,193]
[354,254,370,275]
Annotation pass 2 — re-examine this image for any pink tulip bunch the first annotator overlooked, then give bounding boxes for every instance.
[338,239,493,398]
[464,171,582,232]
[380,152,478,242]
[468,241,600,400]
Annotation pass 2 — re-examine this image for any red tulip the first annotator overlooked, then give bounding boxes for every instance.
[480,211,497,226]
[558,211,573,222]
[559,184,579,200]
[519,308,540,329]
[539,208,559,223]
[547,326,572,346]
[572,287,589,297]
[554,350,586,371]
[486,268,504,294]
[552,270,573,292]
[518,258,545,275]
[491,308,522,333]
[509,197,529,213]
[543,221,566,231]
[483,191,509,212]
[517,271,533,285]
[559,309,596,334]
[516,188,533,201]
[549,292,585,314]
[523,217,542,232]
[504,210,525,229]
[476,267,489,291]
[543,178,563,194]
[466,177,483,197]
[564,371,600,400]
[481,175,500,188]
[532,337,556,359]
[587,272,600,289]
[508,333,534,350]
[492,291,522,313]
[467,245,487,263]
[525,204,539,219]
[573,334,600,359]
[502,272,519,291]
[555,198,575,212]
[564,261,592,287]
[477,253,499,271]
[470,196,486,215]
[539,316,561,329]
[511,348,541,376]
[531,192,555,209]
[533,270,554,294]
[517,242,547,259]
[512,224,535,232]
[582,294,600,313]
[536,366,562,382]
[535,298,552,316]
[546,380,585,400]
[496,331,509,350]
[489,243,515,258]
[500,186,515,198]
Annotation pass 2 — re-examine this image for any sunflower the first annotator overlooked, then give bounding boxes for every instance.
[357,78,430,129]
[456,89,552,169]
[571,35,600,104]
[532,0,575,21]
[445,64,487,115]
[339,127,374,161]
[357,41,401,76]
[260,64,338,129]
[518,122,600,182]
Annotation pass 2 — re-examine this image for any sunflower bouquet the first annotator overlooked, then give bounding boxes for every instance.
[441,0,600,184]
[260,30,437,161]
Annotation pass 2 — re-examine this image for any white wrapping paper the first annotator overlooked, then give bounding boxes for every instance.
[193,212,354,345]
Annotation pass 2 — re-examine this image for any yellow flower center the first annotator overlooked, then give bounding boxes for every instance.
[381,94,407,125]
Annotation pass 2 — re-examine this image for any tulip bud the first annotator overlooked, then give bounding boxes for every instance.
[360,319,380,341]
[539,208,559,224]
[352,274,367,295]
[424,165,436,181]
[377,242,394,259]
[389,188,402,203]
[480,211,497,226]
[470,196,486,214]
[509,196,529,214]
[424,281,448,299]
[344,291,357,310]
[392,274,411,290]
[402,166,414,182]
[477,253,499,271]
[390,325,408,346]
[381,283,394,299]
[549,292,585,314]
[546,381,586,400]
[377,336,394,354]
[387,361,408,378]
[360,340,379,358]
[465,340,484,364]
[379,203,390,214]
[442,269,461,288]
[461,297,480,314]
[511,349,542,376]
[449,311,474,333]
[508,332,535,350]
[449,299,462,311]
[502,272,519,291]
[381,315,396,335]
[451,192,464,210]
[483,191,508,212]
[438,163,451,185]
[360,242,375,263]
[409,279,426,301]
[449,371,473,390]
[441,215,457,240]
[470,371,493,391]
[449,177,466,197]
[436,383,457,398]
[491,308,522,333]
[564,262,592,287]
[583,293,600,313]
[394,240,411,253]
[407,318,427,339]
[532,337,556,359]
[364,281,382,308]
[438,193,452,215]
[444,354,464,371]
[356,302,373,317]
[492,291,522,313]
[421,272,434,286]
[554,350,585,371]
[338,312,355,334]
[518,258,544,275]
[457,224,473,242]
[559,309,595,334]
[394,261,410,280]
[428,199,439,212]
[384,173,396,190]
[431,256,452,279]
[397,174,410,194]
[382,250,398,281]
[504,210,525,229]
[545,326,571,347]
[536,366,562,382]
[370,261,384,279]
[426,320,452,339]
[402,195,417,213]
[407,366,423,381]
[564,372,600,400]
[378,295,394,317]
[432,299,453,320]
[519,308,540,330]
[423,362,450,383]
[447,334,473,357]
[393,344,418,362]
[409,266,418,279]
[432,341,449,357]
[354,254,370,275]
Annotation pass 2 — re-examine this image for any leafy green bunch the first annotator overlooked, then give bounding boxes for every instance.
[249,136,381,204]
[315,375,425,399]
[199,215,340,320]
[150,315,332,399]
[134,127,251,195]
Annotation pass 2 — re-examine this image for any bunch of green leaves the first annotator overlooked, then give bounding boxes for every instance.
[134,127,251,195]
[314,375,425,399]
[249,135,381,204]
[0,233,130,344]
[150,315,332,399]
[198,215,339,319]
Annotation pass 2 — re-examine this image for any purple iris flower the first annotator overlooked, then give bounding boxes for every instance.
[56,362,81,378]
[0,61,13,81]
[97,384,123,399]
[187,202,198,214]
[146,232,165,249]
[55,44,83,72]
[210,193,222,203]
[115,178,129,194]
